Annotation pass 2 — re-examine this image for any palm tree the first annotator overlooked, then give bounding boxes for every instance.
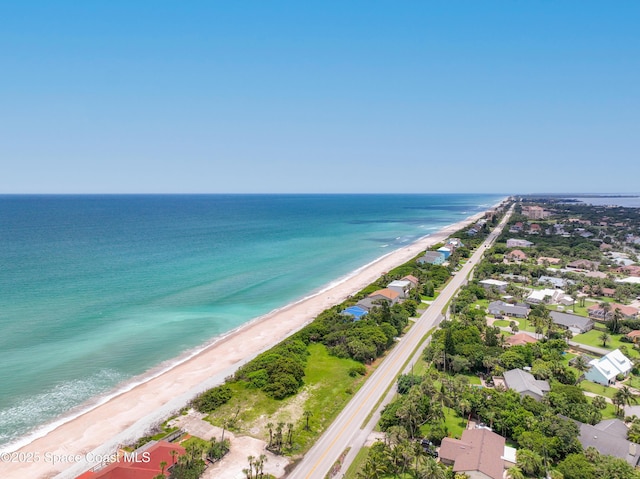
[599,331,611,347]
[615,386,638,409]
[600,301,612,321]
[506,465,526,479]
[572,355,590,383]
[266,422,274,447]
[516,448,543,477]
[592,395,607,410]
[303,410,313,430]
[159,460,167,476]
[286,422,294,447]
[610,307,623,334]
[416,457,446,479]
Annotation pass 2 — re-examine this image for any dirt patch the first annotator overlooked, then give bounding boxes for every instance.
[249,388,311,438]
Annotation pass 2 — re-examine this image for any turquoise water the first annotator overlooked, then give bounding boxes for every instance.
[0,194,502,448]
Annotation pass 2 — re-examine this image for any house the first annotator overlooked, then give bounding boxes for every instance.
[500,273,528,283]
[504,333,538,347]
[439,429,514,479]
[529,223,541,234]
[437,246,451,259]
[577,419,640,466]
[537,276,569,289]
[625,330,640,343]
[479,279,509,293]
[387,280,411,298]
[77,441,186,479]
[367,288,401,305]
[567,259,600,271]
[467,228,478,236]
[342,305,368,321]
[506,249,527,262]
[418,251,446,265]
[447,238,464,249]
[602,287,616,297]
[537,256,562,265]
[584,349,633,385]
[503,368,550,401]
[526,288,565,305]
[401,275,419,289]
[506,238,534,248]
[600,242,613,251]
[587,303,639,321]
[488,301,529,318]
[550,311,594,334]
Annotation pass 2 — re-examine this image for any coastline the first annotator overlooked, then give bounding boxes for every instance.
[4,203,501,479]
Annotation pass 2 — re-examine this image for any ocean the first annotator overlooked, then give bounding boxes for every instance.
[0,194,502,449]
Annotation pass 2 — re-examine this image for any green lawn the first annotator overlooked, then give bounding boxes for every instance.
[493,320,511,327]
[572,330,638,357]
[205,343,369,454]
[442,407,466,439]
[581,380,618,399]
[344,447,371,479]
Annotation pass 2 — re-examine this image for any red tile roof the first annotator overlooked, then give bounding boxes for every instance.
[439,429,505,479]
[505,333,538,347]
[368,288,400,301]
[77,441,185,479]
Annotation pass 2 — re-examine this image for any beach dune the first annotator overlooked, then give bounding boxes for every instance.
[3,210,492,479]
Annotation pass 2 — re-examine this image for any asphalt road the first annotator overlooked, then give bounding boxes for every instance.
[286,205,513,479]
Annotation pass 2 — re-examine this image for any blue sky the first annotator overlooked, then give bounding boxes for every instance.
[1,1,638,194]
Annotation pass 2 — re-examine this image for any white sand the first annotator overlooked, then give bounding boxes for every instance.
[3,209,494,479]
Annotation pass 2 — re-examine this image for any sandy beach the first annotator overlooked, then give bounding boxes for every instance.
[3,208,495,479]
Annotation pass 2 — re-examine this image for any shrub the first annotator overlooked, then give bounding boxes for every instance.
[193,385,233,413]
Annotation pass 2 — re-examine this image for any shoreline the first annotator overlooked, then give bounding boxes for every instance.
[3,202,503,479]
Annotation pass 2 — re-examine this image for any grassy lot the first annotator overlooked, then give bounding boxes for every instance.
[572,330,638,357]
[581,380,618,399]
[421,292,440,302]
[204,343,369,454]
[344,446,371,479]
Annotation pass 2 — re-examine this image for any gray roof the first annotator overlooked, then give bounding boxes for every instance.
[419,251,445,263]
[578,420,640,466]
[355,298,376,311]
[550,311,594,331]
[537,276,569,288]
[488,301,529,317]
[503,369,550,399]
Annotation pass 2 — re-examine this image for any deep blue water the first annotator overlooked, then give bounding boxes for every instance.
[0,194,502,448]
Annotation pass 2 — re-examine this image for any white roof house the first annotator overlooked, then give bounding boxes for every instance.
[584,349,633,385]
[387,280,412,298]
[526,288,565,304]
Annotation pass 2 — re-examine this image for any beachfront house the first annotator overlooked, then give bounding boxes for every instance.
[437,246,451,259]
[584,349,632,385]
[418,251,446,265]
[401,275,419,289]
[367,288,401,306]
[77,440,186,479]
[387,280,411,298]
